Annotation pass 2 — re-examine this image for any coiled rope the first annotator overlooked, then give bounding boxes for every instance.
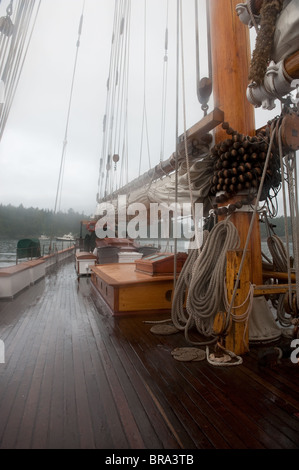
[267,234,288,272]
[171,219,240,346]
[171,248,199,331]
[206,342,243,367]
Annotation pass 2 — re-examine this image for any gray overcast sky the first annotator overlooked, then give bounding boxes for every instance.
[0,0,279,215]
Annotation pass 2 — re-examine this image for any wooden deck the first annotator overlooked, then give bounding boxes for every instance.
[0,259,299,449]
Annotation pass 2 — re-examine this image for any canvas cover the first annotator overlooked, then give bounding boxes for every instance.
[272,0,299,62]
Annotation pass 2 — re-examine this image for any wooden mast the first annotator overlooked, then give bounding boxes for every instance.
[209,0,262,354]
[209,0,255,140]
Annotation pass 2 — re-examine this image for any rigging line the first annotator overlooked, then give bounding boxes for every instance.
[0,0,41,140]
[118,48,130,189]
[247,0,259,33]
[58,140,67,212]
[179,0,200,252]
[98,0,119,199]
[114,0,131,177]
[119,124,128,188]
[113,1,128,152]
[159,0,169,162]
[205,0,212,81]
[194,0,200,88]
[117,70,128,187]
[101,0,119,196]
[53,0,85,214]
[138,0,151,176]
[107,1,127,154]
[107,0,124,158]
[225,121,278,329]
[278,126,293,306]
[285,149,299,309]
[111,5,128,194]
[143,0,150,170]
[173,0,180,292]
[1,1,38,136]
[3,1,34,83]
[2,0,31,90]
[0,0,23,114]
[118,16,131,193]
[292,154,299,308]
[104,0,125,197]
[194,0,212,112]
[144,106,151,168]
[1,0,20,83]
[0,0,15,79]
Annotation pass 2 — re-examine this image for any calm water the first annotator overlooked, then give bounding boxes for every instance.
[0,237,291,268]
[0,239,75,268]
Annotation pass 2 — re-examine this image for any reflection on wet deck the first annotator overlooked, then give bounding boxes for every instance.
[0,260,299,449]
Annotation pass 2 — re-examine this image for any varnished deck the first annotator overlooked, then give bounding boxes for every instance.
[0,259,298,449]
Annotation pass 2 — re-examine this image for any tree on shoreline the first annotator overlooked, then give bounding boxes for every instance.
[0,204,89,239]
[0,203,292,240]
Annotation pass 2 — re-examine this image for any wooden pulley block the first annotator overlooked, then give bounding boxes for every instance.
[197,77,213,105]
[279,112,299,151]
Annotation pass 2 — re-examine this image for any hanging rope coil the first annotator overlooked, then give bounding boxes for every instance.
[267,233,288,272]
[171,220,240,347]
[186,219,240,339]
[171,248,200,331]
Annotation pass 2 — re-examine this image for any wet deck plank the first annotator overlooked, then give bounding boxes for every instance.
[0,260,299,449]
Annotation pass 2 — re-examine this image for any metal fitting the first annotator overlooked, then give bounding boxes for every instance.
[236,2,260,27]
[247,60,295,110]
